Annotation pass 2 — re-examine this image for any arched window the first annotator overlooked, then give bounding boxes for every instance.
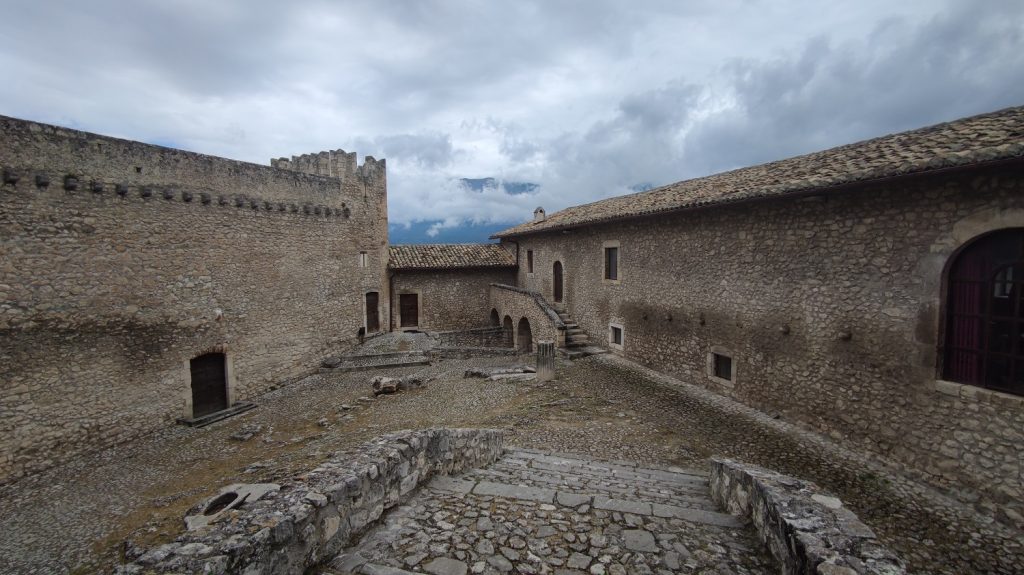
[944,228,1024,395]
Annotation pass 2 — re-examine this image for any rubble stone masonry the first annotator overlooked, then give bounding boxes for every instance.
[504,165,1024,524]
[0,116,389,483]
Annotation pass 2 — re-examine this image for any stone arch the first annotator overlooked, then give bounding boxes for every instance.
[503,315,514,347]
[490,308,500,326]
[517,317,533,352]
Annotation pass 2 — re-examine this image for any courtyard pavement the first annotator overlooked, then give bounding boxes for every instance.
[0,336,1021,574]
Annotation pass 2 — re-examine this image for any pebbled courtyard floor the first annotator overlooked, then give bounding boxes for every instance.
[0,340,1022,574]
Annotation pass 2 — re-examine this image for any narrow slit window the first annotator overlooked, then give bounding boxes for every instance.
[604,247,618,280]
[527,250,534,273]
[359,251,368,268]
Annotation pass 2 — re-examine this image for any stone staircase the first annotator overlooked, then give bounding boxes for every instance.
[554,305,607,360]
[319,448,771,575]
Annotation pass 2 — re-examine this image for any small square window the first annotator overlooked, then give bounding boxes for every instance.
[712,353,732,381]
[611,325,623,345]
[359,252,368,268]
[527,250,534,274]
[604,246,618,280]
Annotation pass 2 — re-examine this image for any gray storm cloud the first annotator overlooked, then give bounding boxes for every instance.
[1,0,1021,233]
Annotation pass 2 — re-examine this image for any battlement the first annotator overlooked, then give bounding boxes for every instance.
[272,149,386,186]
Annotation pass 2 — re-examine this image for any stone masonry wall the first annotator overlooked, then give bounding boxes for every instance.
[391,268,514,331]
[504,165,1024,525]
[0,116,389,483]
[489,284,565,350]
[119,428,505,575]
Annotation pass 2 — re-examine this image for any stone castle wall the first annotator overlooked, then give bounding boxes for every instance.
[390,268,514,331]
[0,116,389,483]
[504,165,1024,524]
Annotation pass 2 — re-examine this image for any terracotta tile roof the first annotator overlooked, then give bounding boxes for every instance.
[388,243,516,270]
[494,106,1024,238]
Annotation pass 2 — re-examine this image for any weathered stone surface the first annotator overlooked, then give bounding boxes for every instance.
[710,458,905,574]
[492,155,1024,525]
[423,556,469,575]
[0,115,390,484]
[118,428,504,574]
[621,529,658,553]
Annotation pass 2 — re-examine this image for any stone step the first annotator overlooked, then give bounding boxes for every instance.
[488,461,710,495]
[497,454,710,490]
[447,477,741,528]
[568,334,589,343]
[559,346,609,360]
[566,327,586,335]
[465,468,717,509]
[562,322,578,329]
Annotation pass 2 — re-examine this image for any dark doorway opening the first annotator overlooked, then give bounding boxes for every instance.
[190,352,228,418]
[490,308,500,326]
[365,292,380,333]
[553,261,564,303]
[400,293,419,328]
[517,317,533,352]
[944,228,1024,395]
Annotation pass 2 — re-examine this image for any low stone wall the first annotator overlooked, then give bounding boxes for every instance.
[435,326,510,348]
[432,347,523,359]
[710,459,905,575]
[119,428,504,574]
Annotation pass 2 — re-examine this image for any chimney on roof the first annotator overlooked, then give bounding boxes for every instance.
[533,206,546,222]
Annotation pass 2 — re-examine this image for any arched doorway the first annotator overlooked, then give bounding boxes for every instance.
[190,352,228,417]
[944,228,1024,395]
[490,308,500,326]
[517,317,533,352]
[553,261,564,303]
[503,316,514,347]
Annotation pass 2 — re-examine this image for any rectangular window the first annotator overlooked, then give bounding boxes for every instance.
[527,250,534,274]
[611,325,622,345]
[358,251,368,268]
[712,353,733,381]
[604,247,618,280]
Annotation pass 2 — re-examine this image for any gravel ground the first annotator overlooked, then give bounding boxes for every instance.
[0,343,1021,574]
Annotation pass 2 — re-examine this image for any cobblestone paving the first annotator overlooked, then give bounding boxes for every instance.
[320,449,770,575]
[0,341,1021,574]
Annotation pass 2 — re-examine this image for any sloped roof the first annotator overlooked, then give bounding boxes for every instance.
[494,106,1024,238]
[388,243,516,270]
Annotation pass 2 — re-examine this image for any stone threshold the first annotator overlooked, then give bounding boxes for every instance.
[175,402,256,428]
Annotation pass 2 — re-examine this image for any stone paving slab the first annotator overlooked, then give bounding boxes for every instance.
[472,480,556,503]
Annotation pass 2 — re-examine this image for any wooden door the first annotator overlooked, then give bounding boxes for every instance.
[365,292,380,332]
[553,261,564,303]
[190,353,227,417]
[400,293,419,328]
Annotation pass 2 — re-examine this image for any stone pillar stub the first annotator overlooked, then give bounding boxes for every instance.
[537,341,556,382]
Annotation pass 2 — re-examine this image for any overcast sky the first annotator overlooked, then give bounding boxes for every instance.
[2,0,1022,238]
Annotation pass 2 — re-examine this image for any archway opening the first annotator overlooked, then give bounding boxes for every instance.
[190,352,228,417]
[553,261,564,303]
[490,308,500,326]
[517,317,533,352]
[503,316,514,347]
[944,228,1024,395]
